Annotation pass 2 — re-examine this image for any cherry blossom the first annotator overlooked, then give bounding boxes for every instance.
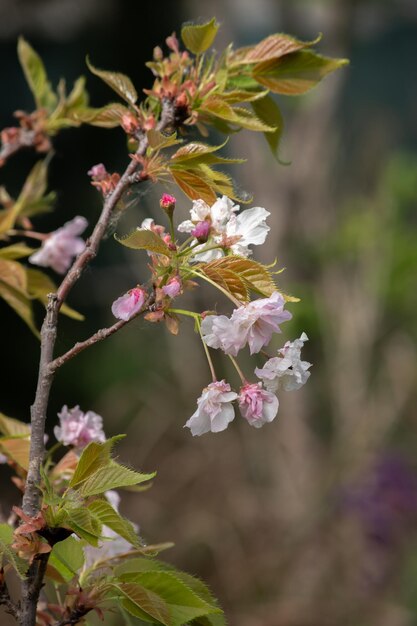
[224,206,270,256]
[201,292,292,356]
[178,196,270,261]
[185,380,238,436]
[111,287,147,321]
[238,382,279,428]
[29,216,88,274]
[178,196,238,234]
[54,405,105,449]
[255,332,312,392]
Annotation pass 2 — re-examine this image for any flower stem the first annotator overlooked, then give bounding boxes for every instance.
[8,229,47,241]
[168,308,217,382]
[196,317,217,383]
[228,355,246,384]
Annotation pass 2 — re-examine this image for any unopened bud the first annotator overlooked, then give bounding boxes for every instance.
[121,113,140,135]
[192,220,210,243]
[153,46,163,61]
[160,193,176,219]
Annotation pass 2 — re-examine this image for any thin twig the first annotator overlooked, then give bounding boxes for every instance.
[48,295,155,373]
[0,129,36,166]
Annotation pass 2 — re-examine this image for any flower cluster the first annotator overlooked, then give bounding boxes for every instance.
[202,292,292,356]
[54,405,105,449]
[186,295,311,435]
[178,195,270,261]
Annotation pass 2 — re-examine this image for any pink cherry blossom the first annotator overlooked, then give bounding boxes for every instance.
[87,163,108,180]
[201,292,292,356]
[238,382,279,428]
[29,216,88,274]
[200,314,241,355]
[162,276,182,298]
[111,287,146,321]
[54,405,105,448]
[185,380,238,436]
[255,332,312,392]
[231,292,292,354]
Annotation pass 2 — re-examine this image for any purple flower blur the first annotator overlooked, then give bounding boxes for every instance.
[342,454,417,546]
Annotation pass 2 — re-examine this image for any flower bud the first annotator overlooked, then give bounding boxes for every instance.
[160,193,176,219]
[162,276,182,299]
[191,220,210,243]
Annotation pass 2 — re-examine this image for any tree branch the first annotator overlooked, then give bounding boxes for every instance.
[19,97,176,626]
[48,294,155,373]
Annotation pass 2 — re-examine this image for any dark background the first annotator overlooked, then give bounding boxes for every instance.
[1,1,417,625]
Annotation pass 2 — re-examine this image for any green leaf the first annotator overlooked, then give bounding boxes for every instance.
[88,499,140,547]
[117,581,172,625]
[86,57,138,105]
[0,243,35,260]
[72,103,131,128]
[251,95,284,161]
[231,33,321,65]
[0,159,51,234]
[252,50,349,95]
[48,536,84,582]
[0,259,38,336]
[65,506,102,546]
[0,413,30,437]
[200,98,276,132]
[221,88,269,104]
[11,158,53,225]
[0,523,28,579]
[119,571,221,626]
[170,169,217,205]
[147,130,181,151]
[66,76,89,110]
[115,229,171,257]
[200,257,277,301]
[26,268,84,321]
[170,141,244,167]
[69,436,154,498]
[79,461,155,497]
[181,18,219,54]
[17,37,57,110]
[0,436,30,470]
[69,436,123,488]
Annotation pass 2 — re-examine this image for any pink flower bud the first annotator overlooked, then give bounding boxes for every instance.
[162,276,182,299]
[166,33,179,53]
[121,113,140,135]
[191,220,210,243]
[87,163,108,181]
[160,194,176,210]
[111,287,147,321]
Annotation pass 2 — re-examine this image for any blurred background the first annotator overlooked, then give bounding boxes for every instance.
[1,1,417,624]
